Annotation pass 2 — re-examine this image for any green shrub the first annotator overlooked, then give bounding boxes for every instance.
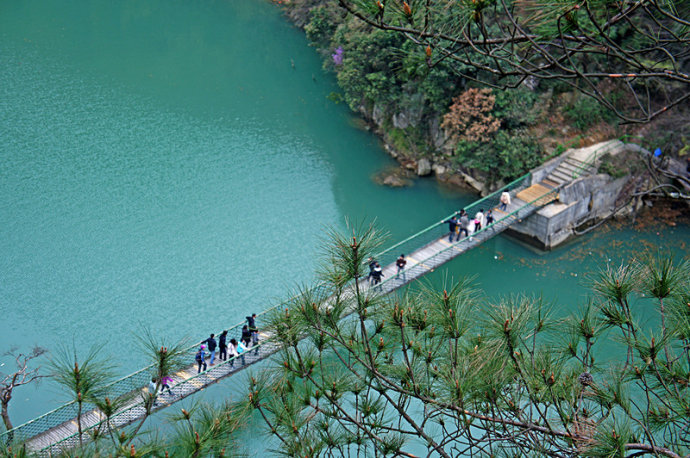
[454,130,543,184]
[304,5,338,48]
[565,96,615,130]
[597,151,642,178]
[493,89,539,129]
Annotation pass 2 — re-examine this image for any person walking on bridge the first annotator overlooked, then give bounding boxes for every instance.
[443,215,459,242]
[205,334,217,366]
[499,190,511,211]
[161,375,174,396]
[195,345,208,373]
[474,209,485,233]
[367,257,377,285]
[246,313,259,349]
[234,338,248,365]
[148,378,159,407]
[486,209,495,227]
[241,325,252,350]
[218,330,228,361]
[458,210,470,239]
[371,262,384,290]
[228,339,240,367]
[395,254,407,281]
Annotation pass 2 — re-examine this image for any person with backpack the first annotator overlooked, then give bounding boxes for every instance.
[195,345,207,373]
[205,333,217,366]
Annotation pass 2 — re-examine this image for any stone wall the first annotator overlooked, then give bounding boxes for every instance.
[529,154,566,185]
[508,174,629,250]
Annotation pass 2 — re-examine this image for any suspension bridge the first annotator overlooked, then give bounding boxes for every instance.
[1,146,601,456]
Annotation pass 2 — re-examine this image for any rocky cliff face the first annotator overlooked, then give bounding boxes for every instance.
[358,101,493,193]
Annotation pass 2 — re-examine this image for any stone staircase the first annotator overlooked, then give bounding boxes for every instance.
[543,156,597,187]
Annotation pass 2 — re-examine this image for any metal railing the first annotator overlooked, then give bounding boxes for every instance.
[372,172,532,270]
[569,135,646,180]
[377,182,561,291]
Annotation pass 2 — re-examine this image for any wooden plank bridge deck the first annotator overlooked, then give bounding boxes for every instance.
[24,182,557,456]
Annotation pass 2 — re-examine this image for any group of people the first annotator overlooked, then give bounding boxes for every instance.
[443,208,494,242]
[148,376,174,405]
[145,315,260,403]
[367,253,408,290]
[195,314,260,374]
[146,192,515,402]
[443,190,511,243]
[368,258,384,288]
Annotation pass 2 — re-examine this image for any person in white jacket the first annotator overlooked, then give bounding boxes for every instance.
[499,190,511,211]
[474,209,486,233]
[228,338,242,367]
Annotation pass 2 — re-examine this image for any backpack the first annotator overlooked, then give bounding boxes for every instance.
[195,351,203,363]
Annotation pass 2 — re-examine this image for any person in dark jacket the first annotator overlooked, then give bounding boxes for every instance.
[195,345,207,373]
[241,325,252,348]
[205,334,217,366]
[367,257,377,285]
[395,254,407,281]
[486,209,495,227]
[246,314,258,345]
[246,313,259,353]
[443,215,459,242]
[371,262,384,290]
[218,330,228,361]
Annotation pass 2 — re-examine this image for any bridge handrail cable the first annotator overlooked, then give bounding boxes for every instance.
[373,172,532,263]
[38,177,558,454]
[374,183,561,291]
[2,172,536,447]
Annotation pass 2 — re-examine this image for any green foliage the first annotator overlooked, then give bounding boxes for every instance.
[454,130,543,183]
[564,96,616,131]
[493,89,540,129]
[7,335,246,457]
[48,344,115,405]
[331,26,406,111]
[597,153,628,178]
[304,5,339,48]
[247,224,690,457]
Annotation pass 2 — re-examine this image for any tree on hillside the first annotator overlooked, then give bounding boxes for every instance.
[337,0,690,124]
[243,224,690,457]
[441,88,501,143]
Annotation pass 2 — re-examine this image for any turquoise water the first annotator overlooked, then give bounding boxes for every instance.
[0,0,469,426]
[1,0,688,453]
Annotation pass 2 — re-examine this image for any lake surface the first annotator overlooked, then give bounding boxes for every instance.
[1,0,687,453]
